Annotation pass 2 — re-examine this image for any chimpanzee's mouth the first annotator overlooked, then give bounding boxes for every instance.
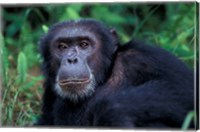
[59,78,90,86]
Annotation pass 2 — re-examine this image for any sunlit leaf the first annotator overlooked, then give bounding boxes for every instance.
[42,25,49,33]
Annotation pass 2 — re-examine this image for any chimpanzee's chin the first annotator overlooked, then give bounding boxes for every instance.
[59,81,90,94]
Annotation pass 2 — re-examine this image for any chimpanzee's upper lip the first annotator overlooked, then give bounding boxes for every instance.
[58,78,90,85]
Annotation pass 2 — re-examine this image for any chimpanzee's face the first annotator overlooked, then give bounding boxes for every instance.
[49,26,101,101]
[41,20,118,101]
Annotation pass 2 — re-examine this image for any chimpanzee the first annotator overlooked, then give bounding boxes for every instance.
[35,19,194,128]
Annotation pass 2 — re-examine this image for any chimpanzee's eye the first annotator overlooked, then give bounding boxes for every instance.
[79,41,89,49]
[57,42,68,51]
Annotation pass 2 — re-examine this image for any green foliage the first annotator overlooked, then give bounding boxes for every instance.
[181,111,196,130]
[42,25,49,33]
[1,3,197,127]
[17,52,27,83]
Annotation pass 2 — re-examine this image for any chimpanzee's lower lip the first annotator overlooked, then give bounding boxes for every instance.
[58,79,90,86]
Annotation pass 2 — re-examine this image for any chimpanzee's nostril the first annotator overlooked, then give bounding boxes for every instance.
[74,58,78,63]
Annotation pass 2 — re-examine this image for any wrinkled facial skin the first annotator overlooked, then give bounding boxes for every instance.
[40,20,118,101]
[50,27,101,101]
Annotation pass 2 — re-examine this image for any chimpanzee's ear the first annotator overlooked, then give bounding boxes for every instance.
[110,28,119,52]
[110,28,118,39]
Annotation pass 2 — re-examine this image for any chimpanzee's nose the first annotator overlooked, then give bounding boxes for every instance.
[67,57,78,64]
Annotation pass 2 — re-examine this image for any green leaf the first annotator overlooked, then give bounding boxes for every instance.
[17,52,28,83]
[181,111,195,130]
[42,25,49,33]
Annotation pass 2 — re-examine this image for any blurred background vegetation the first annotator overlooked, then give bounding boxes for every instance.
[0,2,198,127]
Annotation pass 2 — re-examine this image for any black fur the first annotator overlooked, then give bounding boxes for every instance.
[35,19,194,128]
[84,40,194,128]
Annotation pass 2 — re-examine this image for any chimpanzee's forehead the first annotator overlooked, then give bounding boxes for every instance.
[53,26,99,41]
